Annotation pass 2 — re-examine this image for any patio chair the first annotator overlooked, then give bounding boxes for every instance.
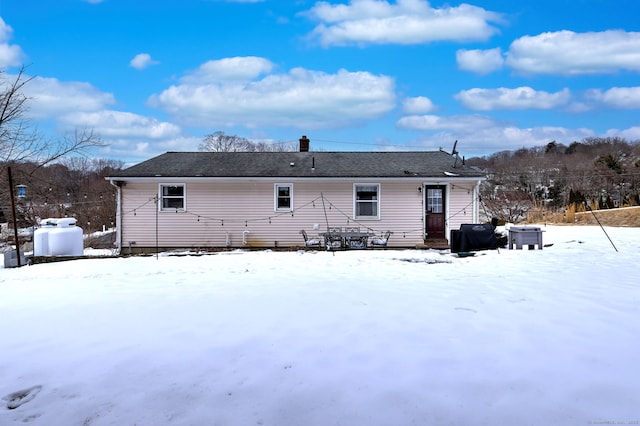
[299,229,322,248]
[370,231,392,248]
[324,228,344,250]
[344,227,367,249]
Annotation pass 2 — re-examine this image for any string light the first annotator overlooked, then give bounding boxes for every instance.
[119,193,434,238]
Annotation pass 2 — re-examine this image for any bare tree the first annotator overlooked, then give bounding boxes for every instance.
[199,131,251,152]
[4,157,123,233]
[0,67,32,128]
[0,67,105,168]
[199,131,296,152]
[470,137,640,221]
[479,183,535,223]
[1,66,107,230]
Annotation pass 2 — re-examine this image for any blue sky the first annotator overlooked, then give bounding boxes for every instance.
[1,0,639,164]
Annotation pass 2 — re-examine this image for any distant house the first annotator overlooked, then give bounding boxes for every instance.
[106,137,486,253]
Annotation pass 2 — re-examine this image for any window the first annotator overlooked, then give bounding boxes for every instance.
[354,184,379,219]
[160,184,185,211]
[427,188,443,213]
[275,184,293,211]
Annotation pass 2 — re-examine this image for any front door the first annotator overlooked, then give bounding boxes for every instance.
[425,185,446,239]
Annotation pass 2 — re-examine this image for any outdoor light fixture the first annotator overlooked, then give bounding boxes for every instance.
[16,184,27,198]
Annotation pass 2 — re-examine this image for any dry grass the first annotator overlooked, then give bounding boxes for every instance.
[535,206,640,227]
[574,206,640,227]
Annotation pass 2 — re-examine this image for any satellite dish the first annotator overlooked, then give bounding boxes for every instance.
[451,140,460,168]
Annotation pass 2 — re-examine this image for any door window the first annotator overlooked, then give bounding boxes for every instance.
[427,188,443,213]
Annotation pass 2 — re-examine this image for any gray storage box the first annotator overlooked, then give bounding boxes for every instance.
[4,250,28,268]
[508,226,544,250]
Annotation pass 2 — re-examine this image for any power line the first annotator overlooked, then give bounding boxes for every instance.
[310,137,438,150]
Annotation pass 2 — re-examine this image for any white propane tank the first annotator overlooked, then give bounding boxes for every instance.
[48,218,84,256]
[33,218,59,257]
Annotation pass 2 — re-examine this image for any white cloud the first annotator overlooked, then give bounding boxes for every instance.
[305,0,502,47]
[0,44,24,68]
[23,76,116,120]
[564,101,593,114]
[130,53,159,70]
[615,126,640,141]
[0,18,26,68]
[149,59,396,130]
[60,111,181,139]
[18,73,182,160]
[0,17,13,42]
[456,48,504,74]
[397,114,496,131]
[402,96,435,114]
[455,87,571,111]
[585,87,640,109]
[95,135,204,165]
[181,56,275,83]
[506,30,640,75]
[396,113,597,155]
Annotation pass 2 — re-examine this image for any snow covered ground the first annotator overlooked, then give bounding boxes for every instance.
[1,225,638,426]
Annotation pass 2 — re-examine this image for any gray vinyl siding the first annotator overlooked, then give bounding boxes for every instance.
[120,179,479,249]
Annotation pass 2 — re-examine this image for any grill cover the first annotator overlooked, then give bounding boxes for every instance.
[451,224,498,253]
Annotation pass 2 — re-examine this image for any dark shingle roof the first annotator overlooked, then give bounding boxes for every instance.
[110,151,485,179]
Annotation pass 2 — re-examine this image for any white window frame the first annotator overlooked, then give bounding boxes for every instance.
[274,183,293,212]
[353,183,380,220]
[159,183,186,212]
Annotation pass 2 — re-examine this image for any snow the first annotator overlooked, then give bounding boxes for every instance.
[1,225,639,425]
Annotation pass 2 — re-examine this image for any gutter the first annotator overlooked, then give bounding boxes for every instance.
[104,175,487,183]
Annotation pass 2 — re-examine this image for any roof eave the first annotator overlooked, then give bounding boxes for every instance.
[106,175,486,182]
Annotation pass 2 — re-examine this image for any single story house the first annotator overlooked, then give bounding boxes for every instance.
[106,138,486,253]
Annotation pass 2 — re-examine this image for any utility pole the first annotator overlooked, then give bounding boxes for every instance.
[7,166,22,267]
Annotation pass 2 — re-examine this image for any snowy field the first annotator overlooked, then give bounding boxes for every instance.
[1,225,639,426]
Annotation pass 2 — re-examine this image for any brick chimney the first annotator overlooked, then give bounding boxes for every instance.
[299,135,310,152]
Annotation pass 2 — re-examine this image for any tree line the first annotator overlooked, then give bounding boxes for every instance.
[468,137,640,222]
[1,157,124,233]
[198,131,298,152]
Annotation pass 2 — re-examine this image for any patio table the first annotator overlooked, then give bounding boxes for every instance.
[320,230,375,250]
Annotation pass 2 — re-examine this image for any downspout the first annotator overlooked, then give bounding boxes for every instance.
[445,182,451,240]
[473,180,481,223]
[109,179,122,255]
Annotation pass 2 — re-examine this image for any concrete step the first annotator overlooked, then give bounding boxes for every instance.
[416,239,450,250]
